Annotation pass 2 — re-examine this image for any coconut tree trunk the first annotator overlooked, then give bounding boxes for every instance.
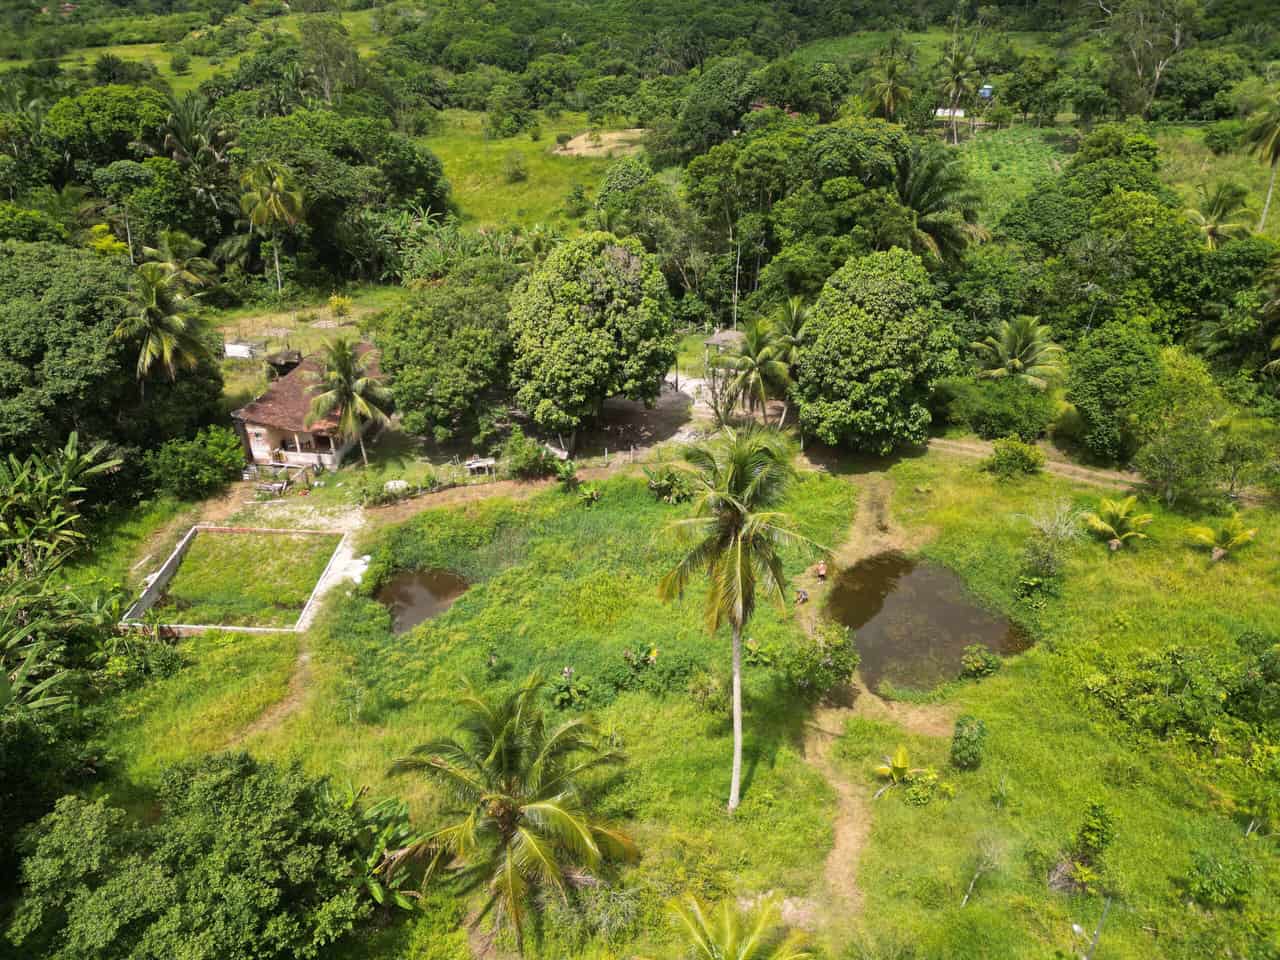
[1260,160,1277,233]
[273,238,283,295]
[358,431,368,467]
[728,621,743,813]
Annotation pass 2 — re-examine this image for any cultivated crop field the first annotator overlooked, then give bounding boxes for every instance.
[960,127,1069,222]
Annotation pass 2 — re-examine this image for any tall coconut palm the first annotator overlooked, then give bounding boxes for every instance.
[867,58,912,123]
[306,338,392,468]
[110,262,209,389]
[390,674,636,952]
[142,229,216,291]
[713,320,791,423]
[937,41,977,144]
[157,92,235,211]
[1185,181,1253,250]
[772,296,807,369]
[970,315,1064,389]
[895,143,988,265]
[663,893,810,960]
[238,160,303,295]
[659,427,813,812]
[1246,92,1280,233]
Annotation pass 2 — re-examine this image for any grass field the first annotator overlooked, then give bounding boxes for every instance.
[421,110,623,229]
[81,445,1280,958]
[959,126,1070,222]
[1152,124,1280,241]
[152,529,341,627]
[841,453,1280,958]
[793,28,1061,65]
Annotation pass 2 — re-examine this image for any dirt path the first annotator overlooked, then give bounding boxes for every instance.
[927,437,1136,489]
[793,472,955,931]
[227,651,311,747]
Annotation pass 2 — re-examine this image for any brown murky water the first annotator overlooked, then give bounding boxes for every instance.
[824,552,1030,694]
[377,570,469,634]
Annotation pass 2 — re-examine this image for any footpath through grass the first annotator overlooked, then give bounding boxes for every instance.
[152,529,341,627]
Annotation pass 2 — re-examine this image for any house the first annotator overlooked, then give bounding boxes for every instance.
[232,344,380,470]
[935,107,966,119]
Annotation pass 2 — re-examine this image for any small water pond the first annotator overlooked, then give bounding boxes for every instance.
[824,552,1029,694]
[377,569,469,634]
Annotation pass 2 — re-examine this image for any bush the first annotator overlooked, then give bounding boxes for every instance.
[1204,119,1245,155]
[688,670,729,716]
[642,464,693,504]
[781,621,860,704]
[950,715,988,770]
[984,437,1045,478]
[556,132,573,146]
[169,50,191,74]
[328,292,353,318]
[947,377,1054,441]
[504,151,528,183]
[144,426,245,500]
[502,427,553,479]
[960,644,1001,679]
[1183,849,1256,908]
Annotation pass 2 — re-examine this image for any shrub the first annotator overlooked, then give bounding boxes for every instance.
[960,644,1001,679]
[948,377,1054,440]
[502,426,553,479]
[144,426,245,500]
[555,458,580,491]
[504,151,528,183]
[642,464,693,504]
[552,666,591,709]
[1183,849,1255,908]
[1203,119,1244,155]
[950,715,988,770]
[984,437,1044,478]
[563,183,589,218]
[781,621,860,704]
[328,292,353,318]
[528,124,543,142]
[688,670,729,716]
[169,50,191,74]
[1074,799,1115,863]
[556,132,573,147]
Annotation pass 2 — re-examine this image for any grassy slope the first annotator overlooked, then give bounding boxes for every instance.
[99,471,857,958]
[153,529,341,627]
[841,454,1280,959]
[420,110,620,229]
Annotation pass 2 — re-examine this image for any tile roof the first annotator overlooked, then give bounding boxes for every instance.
[232,343,380,434]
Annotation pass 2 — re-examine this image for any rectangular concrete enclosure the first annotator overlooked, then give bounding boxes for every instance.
[123,524,348,635]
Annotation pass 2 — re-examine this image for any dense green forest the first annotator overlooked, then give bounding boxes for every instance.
[3,0,1280,955]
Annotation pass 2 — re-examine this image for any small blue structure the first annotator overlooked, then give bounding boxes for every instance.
[978,84,995,101]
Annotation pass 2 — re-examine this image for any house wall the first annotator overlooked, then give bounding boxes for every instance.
[240,421,366,469]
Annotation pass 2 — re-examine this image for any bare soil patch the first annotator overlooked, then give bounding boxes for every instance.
[553,128,645,157]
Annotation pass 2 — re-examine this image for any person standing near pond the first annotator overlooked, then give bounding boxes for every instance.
[817,560,828,582]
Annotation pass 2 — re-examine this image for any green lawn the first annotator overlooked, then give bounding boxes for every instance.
[1152,124,1280,241]
[421,110,625,229]
[152,529,342,627]
[793,28,1060,65]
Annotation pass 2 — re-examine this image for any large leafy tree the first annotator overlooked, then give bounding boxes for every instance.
[970,315,1063,389]
[894,143,987,264]
[375,262,515,444]
[42,84,168,173]
[794,248,956,454]
[391,674,637,951]
[1065,321,1163,462]
[659,426,808,812]
[306,338,392,468]
[238,160,303,295]
[111,262,210,387]
[6,753,374,960]
[508,231,675,446]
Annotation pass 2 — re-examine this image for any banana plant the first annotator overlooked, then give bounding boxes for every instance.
[1186,513,1257,562]
[874,745,927,799]
[322,783,422,915]
[1083,496,1153,551]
